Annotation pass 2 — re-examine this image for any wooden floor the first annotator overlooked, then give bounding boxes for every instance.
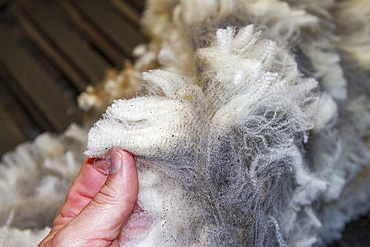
[0,0,146,155]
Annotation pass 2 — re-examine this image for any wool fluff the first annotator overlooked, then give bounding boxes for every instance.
[0,125,87,246]
[0,1,369,246]
[85,0,370,246]
[86,25,322,246]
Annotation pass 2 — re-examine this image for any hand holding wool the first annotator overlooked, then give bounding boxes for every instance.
[38,149,139,247]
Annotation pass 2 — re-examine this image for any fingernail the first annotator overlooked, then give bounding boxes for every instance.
[110,149,123,173]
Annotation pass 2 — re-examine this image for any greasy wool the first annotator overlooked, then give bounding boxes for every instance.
[1,1,370,246]
[87,25,320,246]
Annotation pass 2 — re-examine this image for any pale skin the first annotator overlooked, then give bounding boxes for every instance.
[38,149,139,247]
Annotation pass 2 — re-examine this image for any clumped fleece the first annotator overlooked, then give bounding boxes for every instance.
[1,1,369,246]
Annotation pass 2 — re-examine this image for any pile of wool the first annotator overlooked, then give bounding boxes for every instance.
[0,125,87,246]
[0,0,369,246]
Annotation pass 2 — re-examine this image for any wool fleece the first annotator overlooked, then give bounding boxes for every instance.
[1,0,370,246]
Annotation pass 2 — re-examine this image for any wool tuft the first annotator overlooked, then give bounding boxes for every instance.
[0,1,369,246]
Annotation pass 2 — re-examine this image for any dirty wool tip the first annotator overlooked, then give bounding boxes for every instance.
[86,23,322,246]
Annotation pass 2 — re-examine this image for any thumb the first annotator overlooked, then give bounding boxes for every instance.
[56,149,139,246]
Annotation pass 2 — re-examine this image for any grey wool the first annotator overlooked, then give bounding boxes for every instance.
[1,0,370,246]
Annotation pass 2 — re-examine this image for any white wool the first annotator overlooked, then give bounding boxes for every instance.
[0,124,87,246]
[87,24,320,246]
[300,41,347,100]
[318,166,370,243]
[307,97,370,244]
[244,0,319,40]
[1,1,369,246]
[335,0,370,68]
[125,167,202,246]
[0,226,50,247]
[86,97,196,158]
[314,92,338,132]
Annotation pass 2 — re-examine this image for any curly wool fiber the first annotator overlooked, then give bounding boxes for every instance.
[0,125,87,246]
[0,1,369,246]
[86,0,370,246]
[87,25,321,246]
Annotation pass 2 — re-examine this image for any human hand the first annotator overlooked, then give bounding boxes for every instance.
[38,149,139,247]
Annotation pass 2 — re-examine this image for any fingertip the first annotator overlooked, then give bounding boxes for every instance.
[110,149,123,173]
[117,149,135,166]
[110,149,136,172]
[53,149,139,245]
[108,149,138,198]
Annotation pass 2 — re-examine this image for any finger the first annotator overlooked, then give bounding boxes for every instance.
[53,149,138,246]
[52,157,110,229]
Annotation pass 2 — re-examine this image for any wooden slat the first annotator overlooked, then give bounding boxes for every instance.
[0,71,43,139]
[0,105,27,156]
[60,0,126,65]
[68,0,146,57]
[125,0,146,12]
[15,8,89,92]
[0,62,54,132]
[21,0,110,85]
[110,0,140,26]
[0,24,82,132]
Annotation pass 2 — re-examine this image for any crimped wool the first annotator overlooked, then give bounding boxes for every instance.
[87,26,319,246]
[0,1,369,246]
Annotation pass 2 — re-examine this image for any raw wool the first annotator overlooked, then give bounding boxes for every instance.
[86,0,369,246]
[0,227,50,247]
[286,96,370,246]
[78,59,149,114]
[314,97,370,244]
[334,0,370,69]
[87,25,321,246]
[121,162,203,246]
[143,0,347,100]
[0,124,87,246]
[85,96,197,158]
[80,0,346,112]
[243,0,347,100]
[331,0,370,98]
[0,1,369,246]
